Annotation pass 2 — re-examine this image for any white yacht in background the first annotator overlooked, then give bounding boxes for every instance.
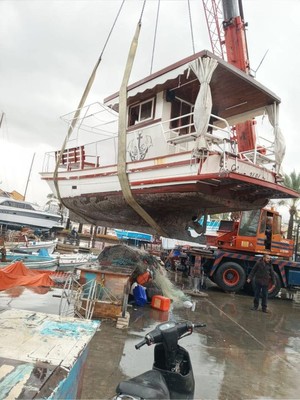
[0,196,64,231]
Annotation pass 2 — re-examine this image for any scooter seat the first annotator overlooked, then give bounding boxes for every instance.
[116,369,170,399]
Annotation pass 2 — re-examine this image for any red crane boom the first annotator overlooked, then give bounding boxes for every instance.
[202,0,256,153]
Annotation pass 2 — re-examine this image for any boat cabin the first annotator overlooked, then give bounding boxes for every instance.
[104,50,280,164]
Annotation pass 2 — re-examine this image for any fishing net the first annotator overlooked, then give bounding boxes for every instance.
[97,244,190,306]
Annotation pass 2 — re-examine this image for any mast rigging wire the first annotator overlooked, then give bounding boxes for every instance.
[188,0,196,54]
[150,0,160,75]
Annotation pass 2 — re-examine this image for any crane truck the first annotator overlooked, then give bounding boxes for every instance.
[169,1,300,298]
[182,207,300,298]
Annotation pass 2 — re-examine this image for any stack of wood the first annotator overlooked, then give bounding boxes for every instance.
[116,311,130,329]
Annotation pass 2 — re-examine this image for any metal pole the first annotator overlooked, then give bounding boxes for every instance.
[295,223,299,261]
[24,153,36,201]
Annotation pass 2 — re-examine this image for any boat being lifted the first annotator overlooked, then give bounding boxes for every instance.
[40,49,297,243]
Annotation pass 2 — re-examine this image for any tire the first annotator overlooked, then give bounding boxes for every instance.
[251,271,281,299]
[268,272,281,298]
[214,262,246,292]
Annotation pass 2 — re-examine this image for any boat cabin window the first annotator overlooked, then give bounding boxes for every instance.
[169,97,194,135]
[273,214,281,235]
[128,98,155,127]
[2,200,35,210]
[259,210,267,234]
[238,209,260,237]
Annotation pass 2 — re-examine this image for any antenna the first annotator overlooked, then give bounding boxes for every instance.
[250,49,269,77]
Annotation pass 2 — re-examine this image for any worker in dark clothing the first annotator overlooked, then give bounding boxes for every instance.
[265,217,273,250]
[71,227,78,239]
[246,254,275,313]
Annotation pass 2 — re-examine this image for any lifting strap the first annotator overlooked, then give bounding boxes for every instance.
[117,18,168,238]
[53,1,125,224]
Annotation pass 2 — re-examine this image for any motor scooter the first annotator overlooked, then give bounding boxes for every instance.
[113,320,206,399]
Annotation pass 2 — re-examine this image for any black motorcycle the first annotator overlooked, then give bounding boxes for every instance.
[114,320,206,399]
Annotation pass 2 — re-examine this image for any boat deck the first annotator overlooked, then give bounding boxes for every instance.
[0,299,99,399]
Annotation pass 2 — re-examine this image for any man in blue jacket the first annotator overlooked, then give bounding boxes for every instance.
[246,254,276,313]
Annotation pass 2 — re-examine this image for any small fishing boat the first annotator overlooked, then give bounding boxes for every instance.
[4,238,58,254]
[56,252,98,272]
[0,250,58,271]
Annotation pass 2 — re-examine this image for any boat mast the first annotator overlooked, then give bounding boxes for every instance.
[24,152,36,201]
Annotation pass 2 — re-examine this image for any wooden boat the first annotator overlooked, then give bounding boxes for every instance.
[4,238,58,254]
[0,308,99,399]
[0,251,58,270]
[40,7,298,243]
[0,249,99,272]
[56,252,98,272]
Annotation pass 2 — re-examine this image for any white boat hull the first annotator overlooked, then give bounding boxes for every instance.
[0,258,58,271]
[5,239,58,254]
[56,253,98,272]
[41,150,293,242]
[0,197,64,230]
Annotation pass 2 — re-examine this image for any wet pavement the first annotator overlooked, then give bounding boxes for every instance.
[81,286,300,400]
[1,285,300,399]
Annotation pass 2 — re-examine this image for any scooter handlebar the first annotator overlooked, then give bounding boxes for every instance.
[193,323,206,328]
[135,338,147,350]
[135,321,206,349]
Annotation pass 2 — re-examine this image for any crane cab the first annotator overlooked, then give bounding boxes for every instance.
[216,208,294,258]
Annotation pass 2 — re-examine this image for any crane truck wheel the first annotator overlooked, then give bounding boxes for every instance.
[214,262,246,292]
[268,272,282,298]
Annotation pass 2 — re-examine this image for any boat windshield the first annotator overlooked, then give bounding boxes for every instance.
[1,200,35,211]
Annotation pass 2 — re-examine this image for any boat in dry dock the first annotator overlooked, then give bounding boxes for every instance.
[40,3,298,243]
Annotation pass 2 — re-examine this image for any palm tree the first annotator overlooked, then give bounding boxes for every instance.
[279,171,300,239]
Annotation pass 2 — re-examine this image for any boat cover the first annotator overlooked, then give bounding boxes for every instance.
[0,261,54,290]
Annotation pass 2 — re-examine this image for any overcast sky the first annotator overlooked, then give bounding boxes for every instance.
[0,0,299,208]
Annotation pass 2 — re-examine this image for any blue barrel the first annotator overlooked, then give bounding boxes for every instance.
[133,285,147,306]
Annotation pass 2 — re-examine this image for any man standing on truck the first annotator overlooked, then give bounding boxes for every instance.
[246,254,276,313]
[265,217,273,250]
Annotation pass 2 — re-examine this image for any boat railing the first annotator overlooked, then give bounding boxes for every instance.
[41,107,276,174]
[42,139,115,173]
[161,112,237,155]
[239,135,276,168]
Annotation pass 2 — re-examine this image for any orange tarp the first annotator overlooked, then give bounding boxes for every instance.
[0,261,54,290]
